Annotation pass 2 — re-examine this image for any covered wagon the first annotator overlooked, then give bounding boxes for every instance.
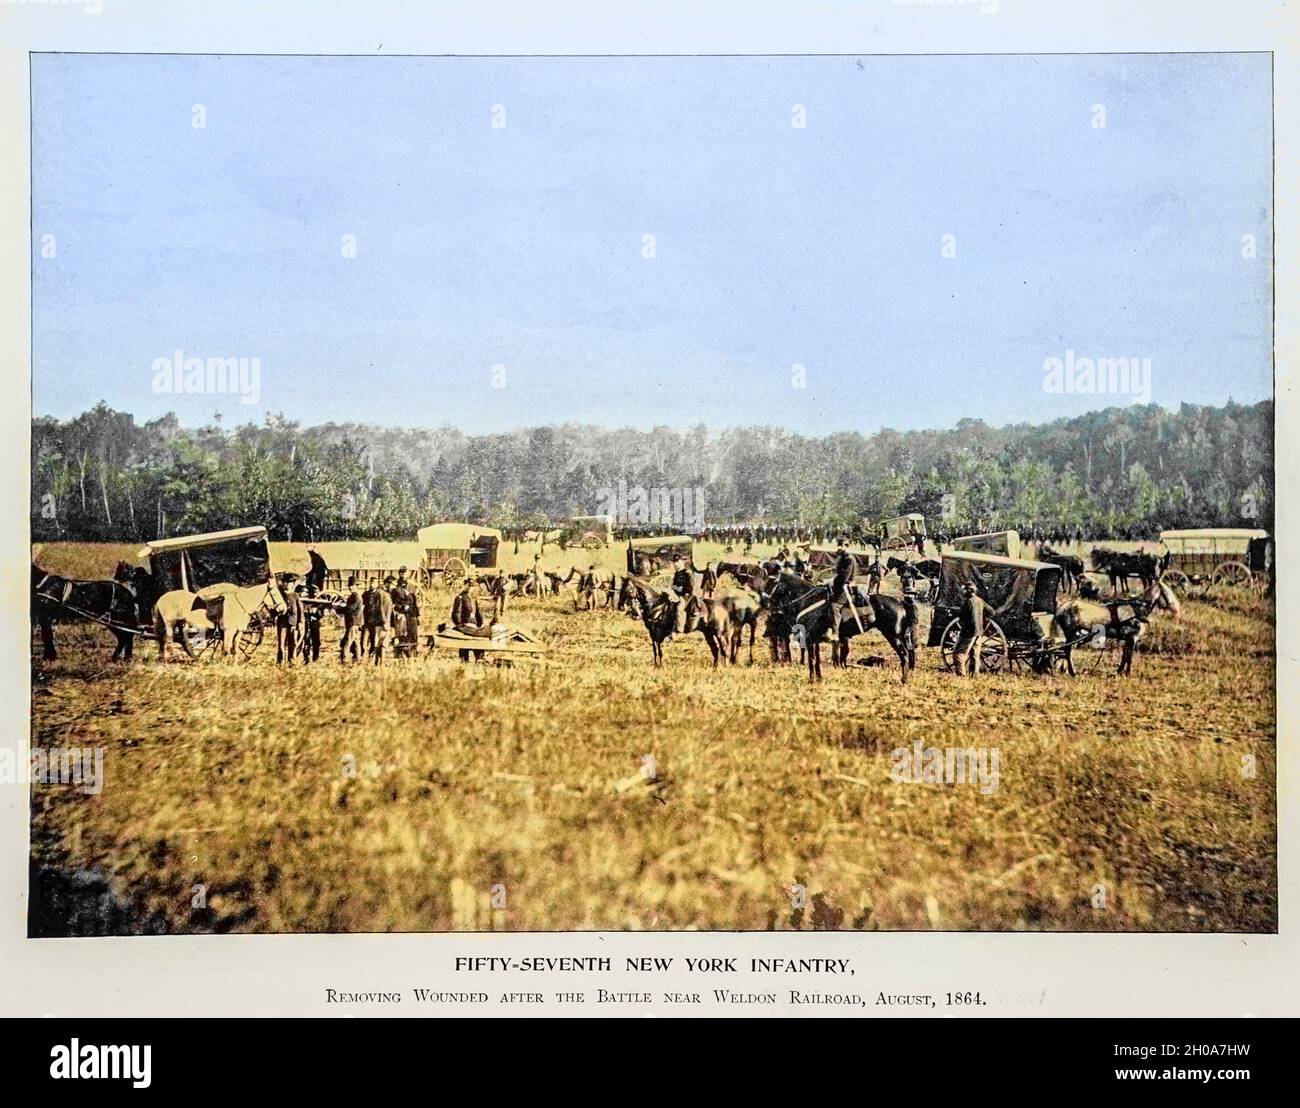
[1158,528,1271,591]
[417,523,502,588]
[952,529,1023,559]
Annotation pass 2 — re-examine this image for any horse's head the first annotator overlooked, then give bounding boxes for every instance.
[264,582,290,615]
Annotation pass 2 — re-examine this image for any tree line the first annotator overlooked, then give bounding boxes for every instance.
[31,399,1272,543]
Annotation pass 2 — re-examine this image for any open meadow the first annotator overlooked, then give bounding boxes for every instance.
[27,541,1276,934]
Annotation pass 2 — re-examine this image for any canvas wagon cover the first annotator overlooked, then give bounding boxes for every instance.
[141,527,273,592]
[417,523,502,551]
[271,542,425,576]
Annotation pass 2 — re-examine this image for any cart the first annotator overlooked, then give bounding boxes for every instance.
[1158,528,1271,592]
[951,529,1023,559]
[626,535,695,581]
[879,513,927,552]
[417,523,503,589]
[927,551,1066,674]
[139,525,276,658]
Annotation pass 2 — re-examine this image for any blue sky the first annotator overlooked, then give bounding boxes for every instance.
[31,52,1272,434]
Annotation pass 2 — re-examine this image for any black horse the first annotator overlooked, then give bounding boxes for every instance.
[31,562,152,661]
[831,585,916,682]
[1037,546,1085,594]
[1090,548,1168,594]
[766,577,915,683]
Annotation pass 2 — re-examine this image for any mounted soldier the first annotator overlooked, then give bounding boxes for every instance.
[828,544,859,640]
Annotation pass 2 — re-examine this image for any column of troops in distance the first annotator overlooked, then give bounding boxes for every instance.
[31,513,1273,677]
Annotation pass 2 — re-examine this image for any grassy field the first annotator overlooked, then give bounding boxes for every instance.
[27,541,1276,934]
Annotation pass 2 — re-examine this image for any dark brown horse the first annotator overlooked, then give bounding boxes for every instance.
[771,580,915,683]
[32,562,151,661]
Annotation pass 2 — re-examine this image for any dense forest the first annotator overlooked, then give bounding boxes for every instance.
[31,400,1273,542]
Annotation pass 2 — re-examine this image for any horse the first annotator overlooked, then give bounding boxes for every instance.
[153,580,287,660]
[831,584,916,683]
[634,581,679,667]
[886,556,940,599]
[775,582,915,683]
[1037,546,1086,594]
[708,583,762,664]
[1091,548,1168,595]
[1052,580,1173,676]
[31,562,148,661]
[761,572,810,664]
[680,594,733,668]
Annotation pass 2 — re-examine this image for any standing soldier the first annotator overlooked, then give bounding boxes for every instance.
[451,576,483,630]
[301,583,323,663]
[340,576,363,663]
[390,572,416,657]
[369,576,395,663]
[276,575,303,665]
[531,553,543,599]
[361,579,379,657]
[576,564,598,611]
[866,555,886,597]
[953,581,987,677]
[900,576,920,673]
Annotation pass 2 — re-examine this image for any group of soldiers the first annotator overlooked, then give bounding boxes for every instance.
[274,567,423,665]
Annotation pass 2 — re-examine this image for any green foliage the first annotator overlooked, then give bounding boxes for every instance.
[30,401,1273,541]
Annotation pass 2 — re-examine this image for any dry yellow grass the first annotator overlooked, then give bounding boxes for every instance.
[28,541,1275,934]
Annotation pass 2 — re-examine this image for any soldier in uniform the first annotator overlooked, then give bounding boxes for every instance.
[576,564,598,611]
[828,544,858,640]
[390,571,419,656]
[368,577,395,663]
[451,577,484,631]
[670,557,694,598]
[952,581,987,677]
[866,556,886,596]
[361,580,379,656]
[301,583,322,663]
[276,574,303,664]
[340,577,363,663]
[900,576,920,672]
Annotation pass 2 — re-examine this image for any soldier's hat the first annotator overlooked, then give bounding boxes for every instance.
[384,575,395,585]
[346,576,356,586]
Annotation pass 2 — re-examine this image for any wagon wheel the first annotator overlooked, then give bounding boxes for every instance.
[237,615,265,658]
[443,558,467,589]
[579,534,602,549]
[1211,561,1252,589]
[1162,569,1190,593]
[939,617,1008,674]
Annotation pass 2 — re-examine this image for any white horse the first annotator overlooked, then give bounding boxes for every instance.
[153,580,287,660]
